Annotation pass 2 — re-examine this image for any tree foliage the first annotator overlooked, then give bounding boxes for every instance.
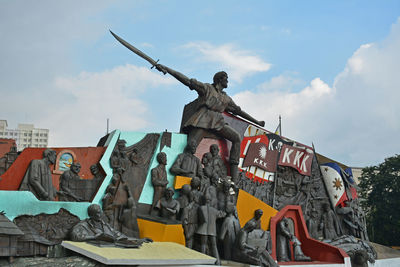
[359,154,400,246]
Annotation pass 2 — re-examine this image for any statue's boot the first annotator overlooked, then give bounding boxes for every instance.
[295,254,311,261]
[278,256,291,262]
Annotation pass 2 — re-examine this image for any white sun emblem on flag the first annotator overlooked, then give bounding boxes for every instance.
[332,178,343,191]
[258,145,267,159]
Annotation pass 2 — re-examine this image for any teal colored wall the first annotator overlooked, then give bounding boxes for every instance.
[0,130,187,221]
[0,191,92,221]
[0,130,120,221]
[138,132,187,204]
[92,129,121,204]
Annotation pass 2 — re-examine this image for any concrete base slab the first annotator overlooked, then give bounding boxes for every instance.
[61,241,216,266]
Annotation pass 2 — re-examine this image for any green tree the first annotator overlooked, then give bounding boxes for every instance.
[359,155,400,246]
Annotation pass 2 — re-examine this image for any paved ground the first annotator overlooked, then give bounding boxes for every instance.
[371,242,400,259]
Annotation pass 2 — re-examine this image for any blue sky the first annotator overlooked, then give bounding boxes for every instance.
[1,1,399,167]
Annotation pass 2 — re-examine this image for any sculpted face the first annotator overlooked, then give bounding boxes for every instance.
[210,144,219,156]
[158,152,167,165]
[71,163,81,174]
[220,74,228,89]
[48,151,57,164]
[202,152,212,164]
[187,141,197,154]
[117,140,126,151]
[255,209,263,220]
[190,177,201,190]
[165,188,174,200]
[90,165,99,175]
[88,204,103,222]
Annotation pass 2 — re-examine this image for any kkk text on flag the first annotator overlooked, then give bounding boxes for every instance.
[278,144,313,176]
[239,133,276,181]
[242,142,279,172]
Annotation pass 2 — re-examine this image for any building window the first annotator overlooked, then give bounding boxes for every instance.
[44,133,48,137]
[35,133,39,137]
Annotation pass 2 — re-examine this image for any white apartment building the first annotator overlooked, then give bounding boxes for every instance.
[0,120,49,151]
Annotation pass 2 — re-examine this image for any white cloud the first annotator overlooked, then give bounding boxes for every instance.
[346,44,372,74]
[42,64,176,147]
[182,42,271,83]
[234,75,334,137]
[257,72,303,91]
[234,18,400,166]
[0,2,183,148]
[0,1,109,91]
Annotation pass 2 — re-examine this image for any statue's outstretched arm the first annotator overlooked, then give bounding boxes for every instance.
[235,109,265,127]
[227,100,265,127]
[156,64,191,87]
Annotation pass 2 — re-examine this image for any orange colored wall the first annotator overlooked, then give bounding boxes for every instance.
[0,147,106,191]
[0,138,16,158]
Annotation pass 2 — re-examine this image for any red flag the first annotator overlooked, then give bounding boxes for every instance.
[278,144,313,176]
[242,142,278,172]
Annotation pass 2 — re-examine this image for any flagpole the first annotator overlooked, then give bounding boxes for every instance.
[274,115,282,136]
[279,115,281,136]
[271,137,282,209]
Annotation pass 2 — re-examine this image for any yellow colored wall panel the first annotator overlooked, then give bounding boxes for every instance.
[236,189,278,230]
[137,218,185,245]
[173,176,192,189]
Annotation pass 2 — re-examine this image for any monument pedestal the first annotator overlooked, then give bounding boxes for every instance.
[62,241,216,266]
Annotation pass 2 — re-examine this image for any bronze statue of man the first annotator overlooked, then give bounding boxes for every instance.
[155,64,265,181]
[150,152,169,214]
[59,162,82,202]
[170,140,203,179]
[71,204,151,247]
[160,187,180,220]
[19,149,58,201]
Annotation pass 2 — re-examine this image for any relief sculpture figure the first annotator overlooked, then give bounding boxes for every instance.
[150,152,169,214]
[19,149,58,201]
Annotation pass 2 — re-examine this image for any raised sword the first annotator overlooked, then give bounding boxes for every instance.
[109,30,166,74]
